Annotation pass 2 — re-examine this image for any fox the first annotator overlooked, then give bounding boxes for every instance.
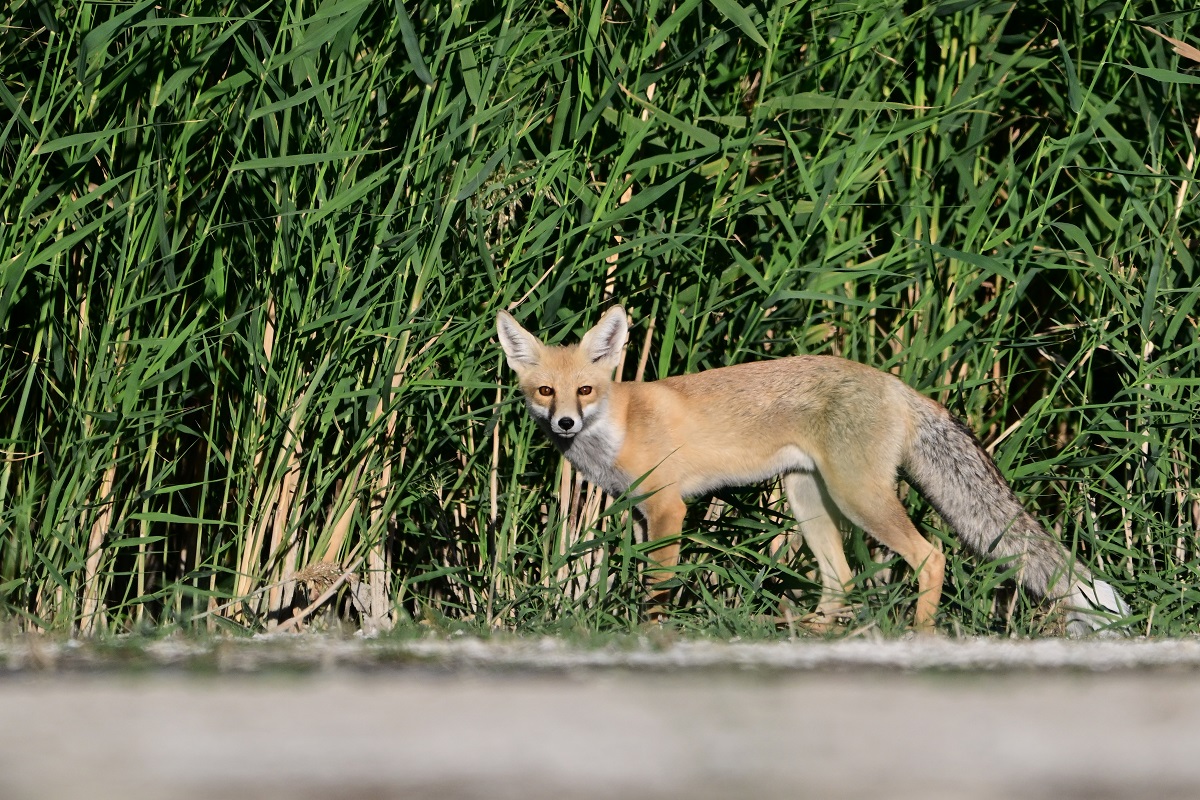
[496,305,1131,635]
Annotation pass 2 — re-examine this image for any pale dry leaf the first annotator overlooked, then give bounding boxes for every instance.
[1141,25,1200,65]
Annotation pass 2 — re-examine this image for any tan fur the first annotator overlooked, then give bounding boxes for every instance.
[497,306,1129,634]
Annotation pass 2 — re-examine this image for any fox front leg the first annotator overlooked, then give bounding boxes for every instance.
[640,492,686,618]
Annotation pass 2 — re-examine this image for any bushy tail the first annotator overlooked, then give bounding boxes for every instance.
[902,402,1130,636]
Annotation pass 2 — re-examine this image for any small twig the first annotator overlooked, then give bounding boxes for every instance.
[188,578,290,623]
[510,259,562,309]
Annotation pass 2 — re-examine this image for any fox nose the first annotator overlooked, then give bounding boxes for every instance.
[557,417,575,430]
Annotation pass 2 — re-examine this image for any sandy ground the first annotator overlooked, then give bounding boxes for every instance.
[3,636,1199,799]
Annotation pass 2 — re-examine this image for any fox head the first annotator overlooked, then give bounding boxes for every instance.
[496,306,628,440]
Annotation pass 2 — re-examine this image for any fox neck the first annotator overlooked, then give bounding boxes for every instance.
[536,393,629,495]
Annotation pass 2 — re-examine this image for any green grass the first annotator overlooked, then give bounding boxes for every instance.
[1,0,1197,637]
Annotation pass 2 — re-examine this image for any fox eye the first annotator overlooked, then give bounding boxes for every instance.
[537,386,554,397]
[578,386,593,396]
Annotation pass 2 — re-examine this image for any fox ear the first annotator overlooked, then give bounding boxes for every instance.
[496,310,544,370]
[579,306,628,368]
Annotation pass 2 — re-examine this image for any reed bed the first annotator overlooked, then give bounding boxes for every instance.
[1,0,1197,636]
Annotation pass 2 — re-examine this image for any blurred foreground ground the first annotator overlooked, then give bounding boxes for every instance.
[3,636,1199,800]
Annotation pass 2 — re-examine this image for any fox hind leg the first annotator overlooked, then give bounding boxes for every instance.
[822,474,946,633]
[782,472,854,629]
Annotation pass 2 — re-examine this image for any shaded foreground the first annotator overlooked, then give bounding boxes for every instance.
[3,637,1200,799]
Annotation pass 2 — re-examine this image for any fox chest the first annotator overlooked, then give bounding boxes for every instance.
[557,422,630,495]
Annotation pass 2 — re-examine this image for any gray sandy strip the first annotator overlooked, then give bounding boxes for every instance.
[6,633,1200,672]
[2,637,1199,799]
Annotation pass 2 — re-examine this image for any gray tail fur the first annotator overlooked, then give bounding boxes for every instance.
[902,403,1130,636]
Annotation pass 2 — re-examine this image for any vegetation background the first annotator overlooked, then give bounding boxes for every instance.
[1,0,1197,637]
